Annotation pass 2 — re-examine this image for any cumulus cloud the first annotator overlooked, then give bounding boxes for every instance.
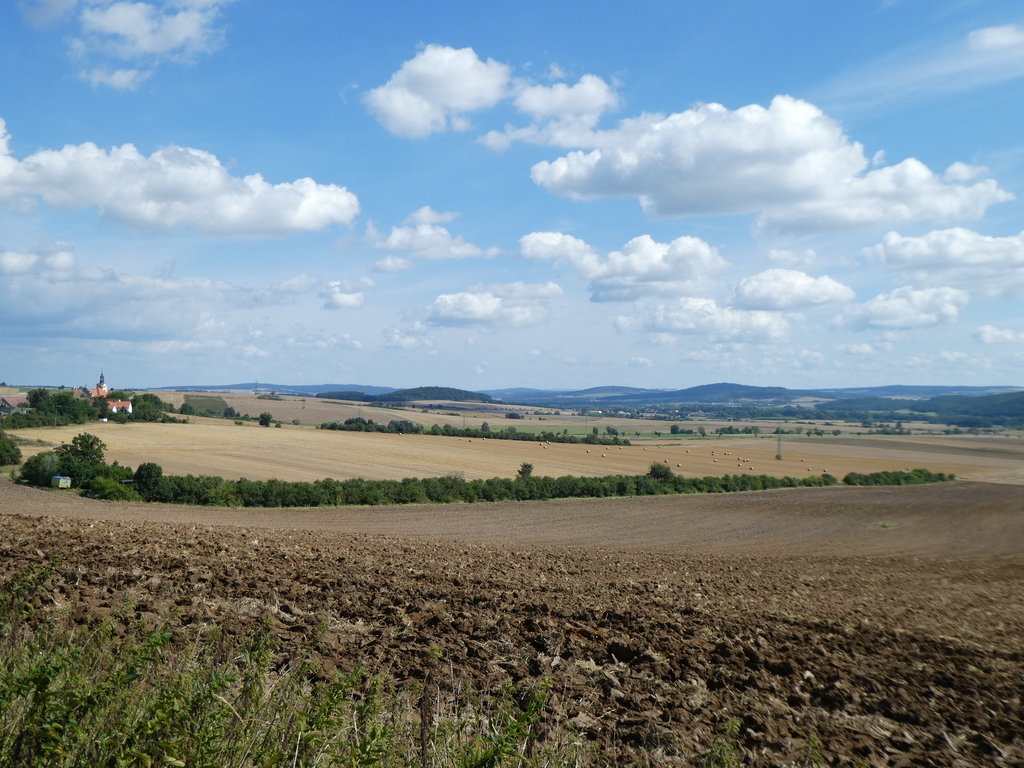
[0,118,359,235]
[24,1,237,89]
[519,231,727,301]
[734,269,854,310]
[320,278,374,310]
[427,281,563,327]
[527,95,1011,232]
[865,227,1024,296]
[377,207,498,260]
[364,45,510,138]
[974,325,1024,343]
[628,356,653,368]
[616,298,790,341]
[482,74,619,150]
[844,286,968,330]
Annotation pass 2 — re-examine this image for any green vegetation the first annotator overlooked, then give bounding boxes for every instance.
[1,391,185,429]
[182,393,232,415]
[0,430,21,466]
[0,562,582,768]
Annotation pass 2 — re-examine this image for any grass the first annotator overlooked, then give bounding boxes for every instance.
[0,561,590,768]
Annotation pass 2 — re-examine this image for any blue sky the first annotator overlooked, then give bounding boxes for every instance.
[2,0,1023,390]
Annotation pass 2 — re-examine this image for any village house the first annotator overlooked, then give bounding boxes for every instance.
[84,372,133,414]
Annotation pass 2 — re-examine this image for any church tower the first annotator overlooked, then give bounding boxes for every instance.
[95,371,108,397]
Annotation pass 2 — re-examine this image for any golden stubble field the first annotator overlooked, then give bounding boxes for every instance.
[12,417,1024,484]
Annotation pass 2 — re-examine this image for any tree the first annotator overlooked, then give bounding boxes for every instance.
[223,406,237,418]
[480,422,490,433]
[178,402,196,416]
[55,433,106,464]
[517,462,533,479]
[259,412,273,427]
[26,388,50,410]
[670,424,680,434]
[134,462,164,500]
[605,426,618,436]
[0,431,22,466]
[648,462,673,482]
[698,426,706,437]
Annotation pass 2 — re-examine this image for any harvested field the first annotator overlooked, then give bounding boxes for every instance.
[9,419,1024,484]
[1,479,1022,766]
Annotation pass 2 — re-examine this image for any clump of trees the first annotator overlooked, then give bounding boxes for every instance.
[17,433,138,499]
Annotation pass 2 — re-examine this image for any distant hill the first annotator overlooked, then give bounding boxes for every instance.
[377,386,494,403]
[155,383,396,396]
[316,386,494,404]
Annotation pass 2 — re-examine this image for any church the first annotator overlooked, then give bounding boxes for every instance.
[86,372,132,414]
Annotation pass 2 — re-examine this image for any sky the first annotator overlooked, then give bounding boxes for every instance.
[2,0,1023,391]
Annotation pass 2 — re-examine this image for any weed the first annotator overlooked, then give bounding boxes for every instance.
[705,719,741,768]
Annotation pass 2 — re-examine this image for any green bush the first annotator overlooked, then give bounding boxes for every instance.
[0,432,21,466]
[86,476,143,501]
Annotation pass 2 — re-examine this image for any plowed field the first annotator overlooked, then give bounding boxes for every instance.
[2,479,1022,766]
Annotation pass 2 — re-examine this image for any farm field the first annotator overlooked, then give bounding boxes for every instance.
[9,417,1024,484]
[1,479,1021,766]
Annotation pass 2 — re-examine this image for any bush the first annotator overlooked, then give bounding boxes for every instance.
[17,452,61,486]
[86,476,143,501]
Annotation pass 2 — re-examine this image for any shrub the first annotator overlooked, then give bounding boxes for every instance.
[86,476,142,501]
[648,462,673,482]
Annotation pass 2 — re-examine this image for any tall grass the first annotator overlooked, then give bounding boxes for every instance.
[0,562,590,768]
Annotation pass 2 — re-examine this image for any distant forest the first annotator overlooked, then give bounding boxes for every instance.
[316,386,493,404]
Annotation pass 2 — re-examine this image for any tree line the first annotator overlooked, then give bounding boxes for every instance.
[320,417,631,445]
[1,389,185,429]
[14,432,954,507]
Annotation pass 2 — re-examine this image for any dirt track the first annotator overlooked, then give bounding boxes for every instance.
[1,479,1022,766]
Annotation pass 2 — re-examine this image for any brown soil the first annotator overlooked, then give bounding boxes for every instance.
[1,478,1022,766]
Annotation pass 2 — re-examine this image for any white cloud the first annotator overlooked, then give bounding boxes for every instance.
[404,205,459,225]
[838,343,875,355]
[767,248,820,269]
[19,0,78,27]
[519,231,727,301]
[828,23,1024,110]
[364,45,510,138]
[481,74,620,150]
[0,250,40,274]
[77,1,234,60]
[974,325,1024,343]
[734,269,855,310]
[26,1,237,88]
[427,281,563,327]
[384,322,433,350]
[527,95,1011,232]
[865,227,1024,296]
[320,278,374,310]
[373,255,413,273]
[79,65,152,90]
[616,298,790,341]
[628,356,653,368]
[0,118,359,235]
[378,208,499,260]
[845,286,968,330]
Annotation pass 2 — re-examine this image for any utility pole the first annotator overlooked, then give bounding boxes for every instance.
[776,431,783,460]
